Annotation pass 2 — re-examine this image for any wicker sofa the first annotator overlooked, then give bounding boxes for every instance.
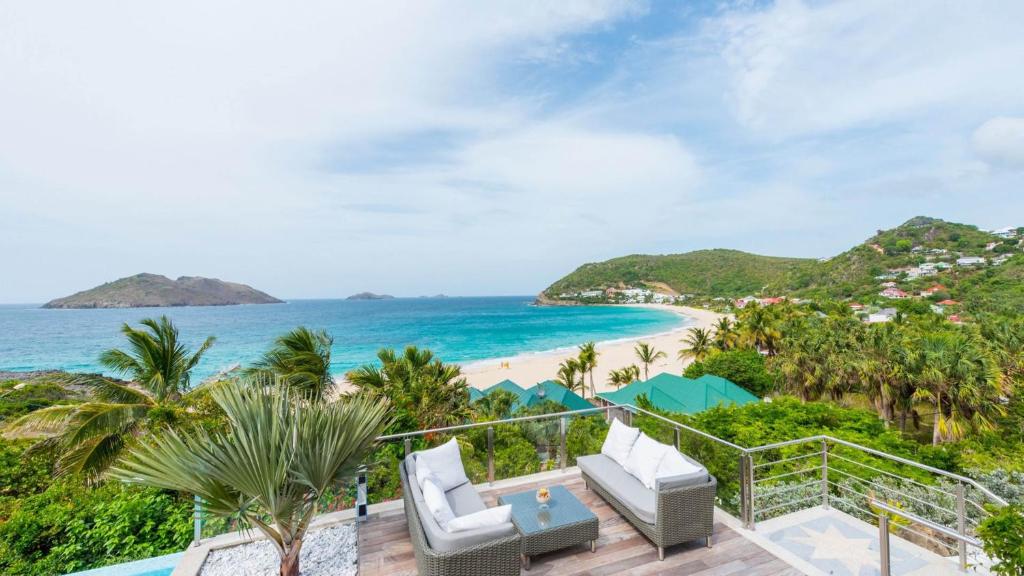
[577,449,716,560]
[399,456,521,576]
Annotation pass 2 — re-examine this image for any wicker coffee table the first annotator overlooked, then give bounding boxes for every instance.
[498,485,599,569]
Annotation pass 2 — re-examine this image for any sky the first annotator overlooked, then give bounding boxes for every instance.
[2,0,1023,302]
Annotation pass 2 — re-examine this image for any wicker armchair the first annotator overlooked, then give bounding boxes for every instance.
[399,460,520,576]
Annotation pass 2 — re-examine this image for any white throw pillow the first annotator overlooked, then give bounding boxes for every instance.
[415,458,434,491]
[657,447,704,479]
[623,433,669,489]
[445,505,512,533]
[415,438,469,491]
[421,474,456,529]
[601,418,641,467]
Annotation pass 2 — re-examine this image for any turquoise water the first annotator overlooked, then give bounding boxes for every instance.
[0,297,685,381]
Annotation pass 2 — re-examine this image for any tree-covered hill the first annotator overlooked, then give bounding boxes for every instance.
[541,217,1023,312]
[541,249,816,299]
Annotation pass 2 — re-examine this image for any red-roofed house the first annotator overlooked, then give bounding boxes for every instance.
[948,314,963,324]
[921,284,947,296]
[937,299,960,306]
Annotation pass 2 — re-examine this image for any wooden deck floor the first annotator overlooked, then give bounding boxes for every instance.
[359,472,804,576]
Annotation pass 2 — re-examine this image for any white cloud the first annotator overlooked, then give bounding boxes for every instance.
[709,0,1024,137]
[973,117,1024,169]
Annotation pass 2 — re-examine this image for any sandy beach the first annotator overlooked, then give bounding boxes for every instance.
[461,304,725,395]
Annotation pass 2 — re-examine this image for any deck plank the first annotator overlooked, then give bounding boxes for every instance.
[358,472,802,576]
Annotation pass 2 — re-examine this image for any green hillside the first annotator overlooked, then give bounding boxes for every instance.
[542,249,815,299]
[781,216,1004,300]
[542,217,1023,313]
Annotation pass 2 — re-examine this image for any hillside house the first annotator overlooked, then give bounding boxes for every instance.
[957,256,986,267]
[880,287,909,299]
[867,308,898,323]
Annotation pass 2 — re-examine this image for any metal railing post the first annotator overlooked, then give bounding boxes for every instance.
[356,466,368,523]
[956,482,967,572]
[879,514,891,576]
[738,453,749,529]
[674,426,681,451]
[487,426,495,484]
[747,452,757,530]
[559,416,568,472]
[192,495,202,546]
[821,439,829,510]
[404,437,412,458]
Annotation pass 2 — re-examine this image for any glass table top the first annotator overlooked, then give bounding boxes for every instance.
[498,485,596,534]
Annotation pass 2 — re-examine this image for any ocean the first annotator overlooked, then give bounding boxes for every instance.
[0,297,686,381]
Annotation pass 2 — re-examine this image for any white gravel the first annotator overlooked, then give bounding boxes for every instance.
[200,523,357,576]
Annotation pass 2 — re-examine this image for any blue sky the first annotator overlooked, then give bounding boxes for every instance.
[2,1,1023,302]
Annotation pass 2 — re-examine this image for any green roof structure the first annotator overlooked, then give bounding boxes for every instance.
[517,380,591,411]
[596,372,758,414]
[483,379,526,397]
[470,379,592,412]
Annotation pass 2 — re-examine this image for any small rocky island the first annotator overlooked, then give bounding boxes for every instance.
[345,292,395,300]
[43,273,283,309]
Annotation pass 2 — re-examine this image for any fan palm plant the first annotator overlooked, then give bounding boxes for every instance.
[347,346,470,432]
[678,327,713,363]
[577,342,599,398]
[110,378,390,576]
[249,326,334,400]
[6,316,214,478]
[634,342,665,380]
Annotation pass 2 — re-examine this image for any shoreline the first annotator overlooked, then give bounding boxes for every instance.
[460,304,725,396]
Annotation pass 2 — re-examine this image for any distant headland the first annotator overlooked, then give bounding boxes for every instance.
[42,273,283,309]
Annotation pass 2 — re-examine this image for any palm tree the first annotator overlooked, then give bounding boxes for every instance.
[634,342,666,380]
[678,327,713,363]
[737,303,782,355]
[472,389,519,421]
[910,332,1004,445]
[6,316,214,479]
[249,327,334,400]
[577,342,599,398]
[347,346,470,432]
[555,358,585,396]
[607,365,641,389]
[712,317,739,351]
[110,379,390,576]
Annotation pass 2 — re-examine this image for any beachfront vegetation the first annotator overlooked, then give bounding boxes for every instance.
[677,327,713,362]
[347,346,470,433]
[111,379,390,576]
[6,316,215,479]
[607,364,640,389]
[247,326,334,400]
[577,341,599,398]
[634,341,665,380]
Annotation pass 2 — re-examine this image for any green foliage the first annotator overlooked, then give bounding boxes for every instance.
[0,478,191,575]
[0,440,52,499]
[565,415,608,466]
[685,349,775,397]
[0,381,76,423]
[978,505,1024,576]
[247,326,334,400]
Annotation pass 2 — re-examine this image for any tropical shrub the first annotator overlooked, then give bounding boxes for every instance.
[978,505,1024,576]
[0,479,191,576]
[684,349,775,397]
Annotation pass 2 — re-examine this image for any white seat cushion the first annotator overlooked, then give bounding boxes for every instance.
[421,473,456,529]
[657,446,703,478]
[623,433,669,489]
[445,505,513,533]
[415,438,469,491]
[601,418,640,467]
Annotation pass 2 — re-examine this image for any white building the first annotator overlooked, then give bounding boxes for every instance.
[867,308,898,323]
[956,256,986,267]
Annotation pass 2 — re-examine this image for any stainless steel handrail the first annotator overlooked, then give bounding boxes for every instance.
[747,434,1007,506]
[618,404,749,451]
[872,499,981,575]
[377,405,612,440]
